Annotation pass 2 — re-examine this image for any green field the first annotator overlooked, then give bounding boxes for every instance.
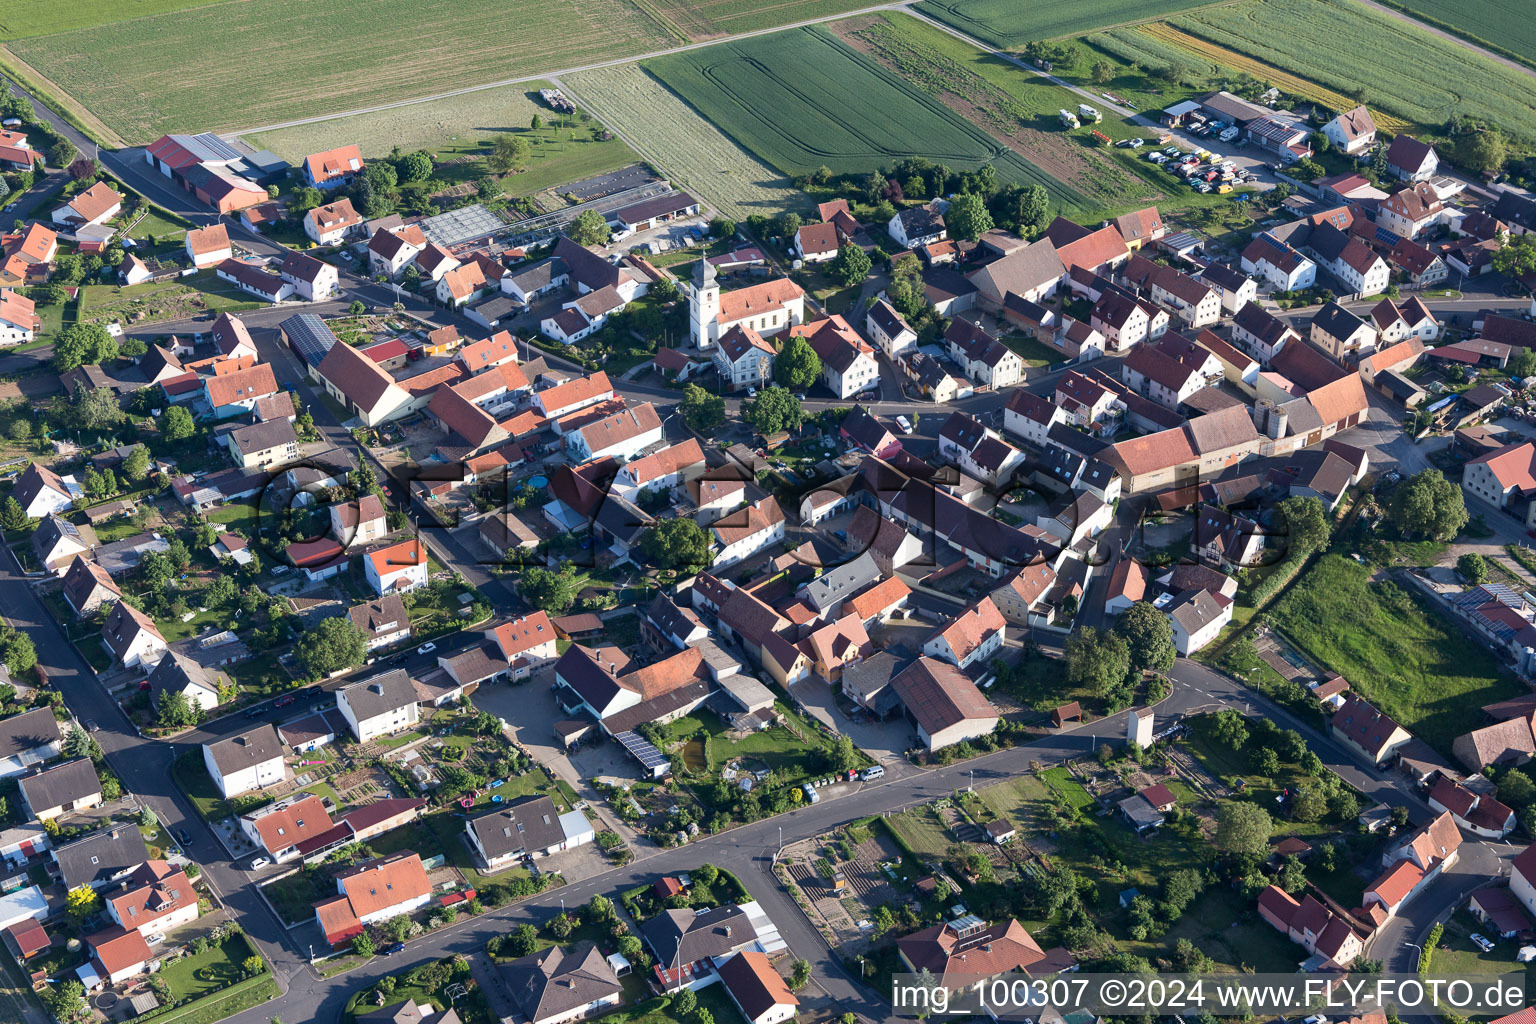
[0,0,221,39]
[1269,554,1525,755]
[10,0,677,142]
[646,25,1088,210]
[915,0,1219,51]
[1364,0,1536,69]
[1158,0,1536,141]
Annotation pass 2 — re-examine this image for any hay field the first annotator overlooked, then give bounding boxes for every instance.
[645,26,1088,209]
[645,0,881,40]
[1370,0,1536,68]
[564,64,808,221]
[10,0,677,143]
[0,0,219,39]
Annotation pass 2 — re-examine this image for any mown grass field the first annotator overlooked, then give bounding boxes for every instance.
[1160,0,1536,141]
[1269,554,1524,756]
[10,0,677,142]
[565,63,810,220]
[914,0,1219,51]
[646,25,1089,210]
[1370,0,1536,68]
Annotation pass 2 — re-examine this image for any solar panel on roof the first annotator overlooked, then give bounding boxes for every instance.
[614,730,667,769]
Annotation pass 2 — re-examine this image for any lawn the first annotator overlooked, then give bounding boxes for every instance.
[0,0,218,38]
[644,26,1088,210]
[159,933,265,1002]
[884,803,952,857]
[1269,554,1525,755]
[564,64,809,221]
[12,0,678,142]
[1003,333,1064,367]
[172,749,237,821]
[74,275,261,329]
[914,0,1217,50]
[262,867,334,925]
[648,0,878,39]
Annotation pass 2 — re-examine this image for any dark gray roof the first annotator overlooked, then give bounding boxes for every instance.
[642,904,757,966]
[339,669,418,720]
[147,649,229,706]
[1312,301,1369,341]
[53,823,148,890]
[0,707,60,760]
[467,794,565,859]
[800,551,881,611]
[204,723,284,776]
[501,942,621,1023]
[507,257,566,292]
[228,417,297,456]
[19,756,100,814]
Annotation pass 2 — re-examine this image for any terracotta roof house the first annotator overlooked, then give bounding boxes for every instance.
[717,950,798,1024]
[889,657,998,752]
[896,917,1070,991]
[239,793,334,862]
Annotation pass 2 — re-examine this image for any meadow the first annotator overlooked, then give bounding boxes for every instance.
[8,0,677,142]
[564,64,810,220]
[646,0,881,40]
[645,26,1089,209]
[1370,0,1536,69]
[1268,554,1525,756]
[0,0,220,38]
[1162,0,1536,141]
[914,0,1219,51]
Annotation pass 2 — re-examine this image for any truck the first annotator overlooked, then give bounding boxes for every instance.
[1058,109,1080,129]
[1077,103,1102,124]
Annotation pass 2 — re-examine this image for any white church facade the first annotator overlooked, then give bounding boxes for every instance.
[687,257,807,349]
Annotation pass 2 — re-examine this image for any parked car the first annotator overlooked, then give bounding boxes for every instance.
[382,943,406,956]
[1471,934,1495,952]
[274,693,297,708]
[803,784,820,803]
[862,765,885,781]
[247,855,271,870]
[417,642,437,655]
[1128,138,1144,148]
[747,386,757,397]
[895,415,912,433]
[83,720,98,732]
[174,828,193,847]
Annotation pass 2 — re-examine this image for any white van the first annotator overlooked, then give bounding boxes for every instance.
[862,765,885,781]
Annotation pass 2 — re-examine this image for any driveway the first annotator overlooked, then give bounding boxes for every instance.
[788,678,918,775]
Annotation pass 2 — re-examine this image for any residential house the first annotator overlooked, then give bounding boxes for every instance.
[534,372,613,420]
[1240,234,1316,292]
[1426,773,1515,838]
[51,183,121,230]
[0,289,38,344]
[104,860,198,940]
[937,411,1025,487]
[965,238,1067,311]
[279,251,340,301]
[367,225,427,279]
[203,362,279,420]
[889,203,946,249]
[503,257,570,304]
[1002,389,1067,447]
[712,325,775,393]
[19,757,102,822]
[363,538,427,597]
[795,315,879,399]
[438,262,489,309]
[53,825,148,893]
[225,417,298,471]
[1121,344,1206,409]
[896,916,1068,993]
[304,198,362,245]
[1047,218,1131,276]
[1112,207,1165,250]
[14,462,76,519]
[866,299,917,360]
[184,224,231,269]
[1385,134,1439,181]
[1197,262,1257,315]
[1232,301,1298,365]
[31,515,96,575]
[337,670,421,742]
[1310,301,1378,362]
[1331,695,1412,765]
[1167,589,1233,655]
[104,600,165,671]
[1378,182,1446,240]
[1091,287,1167,351]
[303,145,364,189]
[712,497,786,568]
[1257,886,1363,968]
[945,318,1023,389]
[0,708,60,779]
[86,926,155,986]
[1322,105,1377,155]
[492,611,560,679]
[611,439,706,502]
[502,943,624,1024]
[1122,255,1221,328]
[1462,441,1536,525]
[922,597,1005,670]
[214,258,294,303]
[793,222,839,263]
[566,403,663,463]
[1307,223,1390,297]
[145,647,232,714]
[313,852,432,946]
[330,493,389,547]
[202,724,285,800]
[1389,239,1449,288]
[348,594,411,652]
[718,951,798,1024]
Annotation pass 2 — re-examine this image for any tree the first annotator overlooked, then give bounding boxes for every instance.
[1015,184,1050,237]
[1211,708,1248,749]
[118,337,147,359]
[790,958,812,990]
[775,211,802,239]
[1292,785,1327,822]
[156,690,202,729]
[1493,235,1536,279]
[531,114,543,131]
[509,922,538,957]
[0,625,35,675]
[122,444,150,483]
[946,192,992,242]
[1064,626,1130,696]
[1213,801,1272,859]
[162,405,196,442]
[1500,770,1536,807]
[588,894,616,923]
[63,726,102,762]
[1251,746,1279,775]
[242,955,265,976]
[46,980,87,1023]
[1459,130,1507,174]
[1458,552,1489,584]
[828,238,872,288]
[1277,854,1306,893]
[0,496,25,532]
[1276,495,1330,554]
[488,134,532,174]
[829,734,859,772]
[742,387,803,436]
[1112,602,1175,674]
[672,989,698,1017]
[352,933,377,958]
[71,387,124,432]
[53,323,118,371]
[774,334,821,389]
[49,139,77,169]
[295,616,368,679]
[521,564,584,614]
[1391,468,1468,541]
[548,912,574,939]
[397,151,434,182]
[567,209,610,247]
[639,517,712,570]
[1090,60,1115,83]
[383,915,412,942]
[66,884,100,919]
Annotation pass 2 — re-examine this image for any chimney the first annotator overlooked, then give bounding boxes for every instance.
[723,925,732,937]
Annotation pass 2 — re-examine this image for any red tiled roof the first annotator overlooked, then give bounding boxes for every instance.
[493,611,555,660]
[205,363,277,409]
